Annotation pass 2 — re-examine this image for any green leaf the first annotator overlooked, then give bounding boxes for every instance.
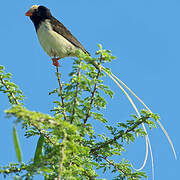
[40,167,54,174]
[13,126,22,163]
[97,44,102,50]
[34,135,44,164]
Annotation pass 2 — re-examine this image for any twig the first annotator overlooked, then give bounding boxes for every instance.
[90,116,149,153]
[0,76,19,105]
[70,64,81,124]
[31,123,54,145]
[55,65,68,179]
[58,133,67,179]
[84,59,102,124]
[56,65,67,121]
[97,154,136,180]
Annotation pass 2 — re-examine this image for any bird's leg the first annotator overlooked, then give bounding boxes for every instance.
[51,50,61,67]
[51,57,61,67]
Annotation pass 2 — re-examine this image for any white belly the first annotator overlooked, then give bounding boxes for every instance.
[37,20,77,58]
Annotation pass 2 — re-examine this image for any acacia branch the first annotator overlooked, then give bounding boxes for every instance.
[58,133,67,179]
[90,116,149,153]
[97,155,136,180]
[0,76,20,105]
[70,64,81,124]
[31,122,54,145]
[56,66,67,121]
[84,61,102,124]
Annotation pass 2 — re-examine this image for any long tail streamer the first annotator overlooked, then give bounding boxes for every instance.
[109,70,177,160]
[102,69,151,172]
[100,66,177,180]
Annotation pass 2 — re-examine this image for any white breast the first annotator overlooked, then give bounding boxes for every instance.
[37,20,77,58]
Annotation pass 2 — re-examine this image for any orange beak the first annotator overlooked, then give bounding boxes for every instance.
[25,10,32,16]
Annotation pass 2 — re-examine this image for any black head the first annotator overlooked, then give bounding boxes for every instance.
[26,5,52,30]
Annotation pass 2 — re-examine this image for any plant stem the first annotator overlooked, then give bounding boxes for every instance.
[70,64,81,124]
[90,116,149,153]
[58,133,66,179]
[56,65,67,121]
[0,76,19,105]
[84,61,102,124]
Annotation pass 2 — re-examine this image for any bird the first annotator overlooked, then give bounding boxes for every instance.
[25,5,89,67]
[25,5,177,171]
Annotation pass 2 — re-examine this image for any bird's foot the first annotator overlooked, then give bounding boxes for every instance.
[51,57,61,67]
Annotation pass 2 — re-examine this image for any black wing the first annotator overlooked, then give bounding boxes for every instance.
[50,16,90,55]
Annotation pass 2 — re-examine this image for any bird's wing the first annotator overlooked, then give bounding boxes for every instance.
[50,17,90,55]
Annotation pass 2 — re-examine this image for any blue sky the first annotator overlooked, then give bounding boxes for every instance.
[0,0,179,179]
